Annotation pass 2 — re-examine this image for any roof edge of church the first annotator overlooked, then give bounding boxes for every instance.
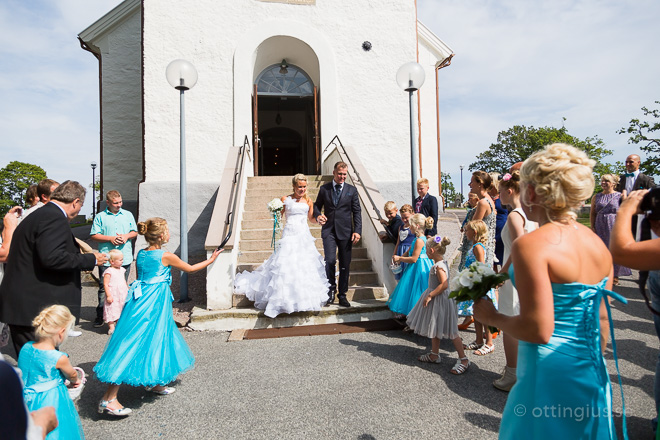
[417,20,454,63]
[78,0,141,49]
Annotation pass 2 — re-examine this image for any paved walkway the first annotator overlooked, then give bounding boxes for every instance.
[2,270,657,439]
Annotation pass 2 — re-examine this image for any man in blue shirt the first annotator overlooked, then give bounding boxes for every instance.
[90,190,137,329]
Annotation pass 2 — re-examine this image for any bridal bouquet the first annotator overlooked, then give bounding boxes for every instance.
[267,198,284,248]
[449,262,508,332]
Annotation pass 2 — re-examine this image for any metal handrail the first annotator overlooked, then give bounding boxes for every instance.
[218,136,250,249]
[323,135,384,222]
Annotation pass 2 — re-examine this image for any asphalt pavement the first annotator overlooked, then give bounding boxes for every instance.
[2,267,658,439]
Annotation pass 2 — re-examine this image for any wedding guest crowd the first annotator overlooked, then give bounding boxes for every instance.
[3,146,659,439]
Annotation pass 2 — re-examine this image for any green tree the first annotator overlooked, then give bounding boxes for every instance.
[617,100,660,176]
[469,124,614,194]
[440,172,459,207]
[0,161,47,216]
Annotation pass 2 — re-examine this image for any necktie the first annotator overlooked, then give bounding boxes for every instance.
[625,173,635,177]
[415,198,423,213]
[333,184,341,205]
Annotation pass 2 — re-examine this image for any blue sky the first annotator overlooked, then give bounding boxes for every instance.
[0,0,659,214]
[418,0,660,195]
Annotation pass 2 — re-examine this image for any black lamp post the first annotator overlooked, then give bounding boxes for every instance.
[459,165,464,204]
[91,161,97,218]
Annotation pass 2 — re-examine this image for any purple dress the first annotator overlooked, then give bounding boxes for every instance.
[594,192,632,278]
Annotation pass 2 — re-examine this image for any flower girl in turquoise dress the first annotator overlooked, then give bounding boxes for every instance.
[388,214,435,316]
[18,305,84,440]
[94,217,222,416]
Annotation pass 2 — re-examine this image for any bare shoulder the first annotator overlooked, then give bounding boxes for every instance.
[281,195,288,203]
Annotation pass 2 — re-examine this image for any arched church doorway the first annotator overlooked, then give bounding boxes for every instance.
[253,63,319,176]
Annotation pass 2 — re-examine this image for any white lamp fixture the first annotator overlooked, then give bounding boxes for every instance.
[396,62,426,92]
[166,59,198,91]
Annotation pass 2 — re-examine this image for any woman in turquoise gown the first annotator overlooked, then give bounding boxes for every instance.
[474,143,628,439]
[388,214,435,316]
[94,218,221,416]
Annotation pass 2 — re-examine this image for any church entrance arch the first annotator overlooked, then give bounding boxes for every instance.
[251,37,320,176]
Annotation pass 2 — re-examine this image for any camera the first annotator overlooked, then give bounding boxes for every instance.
[637,187,660,241]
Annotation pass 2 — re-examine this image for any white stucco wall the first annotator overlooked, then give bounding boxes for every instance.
[96,10,142,204]
[142,0,424,185]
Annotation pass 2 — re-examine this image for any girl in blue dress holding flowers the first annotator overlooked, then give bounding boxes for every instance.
[94,217,222,416]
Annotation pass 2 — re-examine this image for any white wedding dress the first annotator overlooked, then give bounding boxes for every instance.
[234,196,330,318]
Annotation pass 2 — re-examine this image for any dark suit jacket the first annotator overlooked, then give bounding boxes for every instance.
[415,194,438,236]
[616,173,656,193]
[0,203,96,326]
[314,182,362,241]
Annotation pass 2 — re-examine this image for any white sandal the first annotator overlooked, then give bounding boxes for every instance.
[418,352,441,364]
[98,398,132,416]
[145,386,176,395]
[474,344,495,356]
[451,357,470,375]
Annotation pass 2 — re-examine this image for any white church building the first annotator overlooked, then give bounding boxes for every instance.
[79,0,454,327]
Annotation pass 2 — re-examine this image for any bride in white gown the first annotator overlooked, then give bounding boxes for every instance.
[234,174,330,318]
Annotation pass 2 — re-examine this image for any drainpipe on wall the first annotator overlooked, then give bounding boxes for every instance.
[78,37,104,207]
[435,54,453,201]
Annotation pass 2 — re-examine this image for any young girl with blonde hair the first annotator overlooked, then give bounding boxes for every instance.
[406,236,470,374]
[460,219,497,355]
[18,305,84,439]
[94,217,222,416]
[388,214,435,317]
[102,249,129,335]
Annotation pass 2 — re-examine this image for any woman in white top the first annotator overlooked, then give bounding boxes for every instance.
[493,171,537,392]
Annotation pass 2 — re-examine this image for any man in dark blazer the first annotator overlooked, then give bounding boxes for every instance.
[616,154,656,195]
[414,178,438,237]
[314,162,362,307]
[0,180,106,356]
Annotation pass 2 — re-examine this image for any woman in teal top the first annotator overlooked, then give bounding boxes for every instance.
[474,143,628,439]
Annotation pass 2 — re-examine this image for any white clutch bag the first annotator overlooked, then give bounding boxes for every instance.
[390,260,403,275]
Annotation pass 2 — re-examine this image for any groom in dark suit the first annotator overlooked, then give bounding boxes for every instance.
[0,180,106,356]
[315,162,362,307]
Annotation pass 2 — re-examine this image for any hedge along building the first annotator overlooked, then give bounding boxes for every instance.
[78,0,454,312]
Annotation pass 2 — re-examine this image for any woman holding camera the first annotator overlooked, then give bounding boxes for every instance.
[610,187,660,433]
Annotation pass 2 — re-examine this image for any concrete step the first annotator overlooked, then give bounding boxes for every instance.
[246,188,321,198]
[237,246,369,259]
[241,218,321,230]
[247,175,331,185]
[241,228,322,240]
[189,299,393,331]
[232,285,387,307]
[236,257,373,272]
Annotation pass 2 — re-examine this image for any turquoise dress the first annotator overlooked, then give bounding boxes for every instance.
[387,237,434,315]
[18,342,84,440]
[500,267,628,439]
[457,243,497,317]
[94,249,195,386]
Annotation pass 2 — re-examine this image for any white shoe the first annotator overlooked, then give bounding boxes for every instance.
[493,366,517,392]
[68,329,82,337]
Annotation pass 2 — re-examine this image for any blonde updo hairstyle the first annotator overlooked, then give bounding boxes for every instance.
[466,219,488,244]
[489,173,500,195]
[292,173,310,202]
[499,170,522,194]
[472,170,493,192]
[32,305,75,340]
[520,143,595,221]
[137,217,169,246]
[409,213,434,236]
[426,235,451,256]
[601,174,620,186]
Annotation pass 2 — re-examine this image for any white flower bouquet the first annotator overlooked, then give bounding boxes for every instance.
[267,198,284,214]
[449,262,508,332]
[267,198,284,248]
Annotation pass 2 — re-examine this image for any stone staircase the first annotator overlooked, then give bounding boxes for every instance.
[188,175,393,331]
[233,175,387,307]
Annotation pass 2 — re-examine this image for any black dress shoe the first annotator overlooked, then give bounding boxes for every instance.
[326,290,336,306]
[337,296,351,307]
